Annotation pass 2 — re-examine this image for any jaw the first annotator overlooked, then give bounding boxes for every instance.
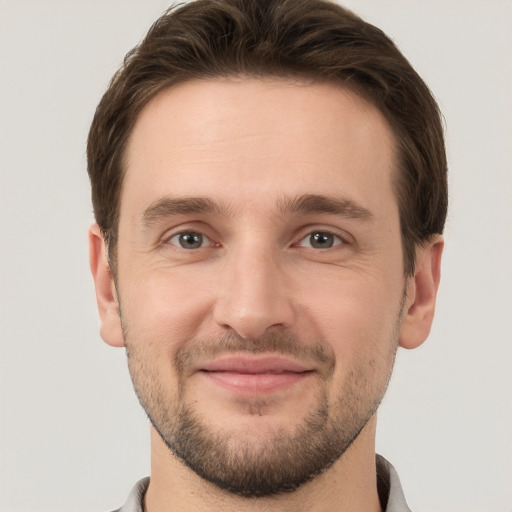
[146,415,382,512]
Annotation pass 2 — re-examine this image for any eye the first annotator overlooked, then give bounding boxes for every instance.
[167,231,211,249]
[297,231,344,249]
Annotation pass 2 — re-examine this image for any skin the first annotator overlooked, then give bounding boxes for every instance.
[90,78,443,511]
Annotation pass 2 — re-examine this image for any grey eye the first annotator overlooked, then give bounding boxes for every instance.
[298,231,342,249]
[168,232,208,249]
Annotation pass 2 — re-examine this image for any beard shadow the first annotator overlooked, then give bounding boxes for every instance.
[126,326,399,498]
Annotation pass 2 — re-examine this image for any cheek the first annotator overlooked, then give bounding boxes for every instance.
[298,270,403,339]
[294,268,403,387]
[119,266,217,354]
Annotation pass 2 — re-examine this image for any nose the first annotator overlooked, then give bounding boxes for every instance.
[213,245,296,339]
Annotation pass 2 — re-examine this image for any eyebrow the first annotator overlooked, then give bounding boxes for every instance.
[277,194,373,220]
[141,193,373,229]
[142,196,223,228]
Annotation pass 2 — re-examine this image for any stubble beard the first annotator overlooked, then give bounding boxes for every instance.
[123,316,402,499]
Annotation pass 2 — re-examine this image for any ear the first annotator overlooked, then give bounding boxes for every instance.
[88,224,125,347]
[399,235,444,350]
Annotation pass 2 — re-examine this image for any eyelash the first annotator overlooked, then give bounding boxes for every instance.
[295,231,345,249]
[164,229,348,251]
[166,231,217,250]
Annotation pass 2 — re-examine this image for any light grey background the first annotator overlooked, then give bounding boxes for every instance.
[0,1,511,511]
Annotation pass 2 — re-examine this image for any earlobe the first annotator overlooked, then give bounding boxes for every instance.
[399,235,444,350]
[88,224,125,348]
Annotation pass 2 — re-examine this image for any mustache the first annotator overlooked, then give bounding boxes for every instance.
[174,329,336,377]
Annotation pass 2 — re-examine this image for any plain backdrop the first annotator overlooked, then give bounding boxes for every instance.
[0,1,511,511]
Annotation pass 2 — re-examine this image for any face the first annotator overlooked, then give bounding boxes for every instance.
[103,79,412,496]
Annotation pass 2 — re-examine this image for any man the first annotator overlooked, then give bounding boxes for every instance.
[87,0,446,510]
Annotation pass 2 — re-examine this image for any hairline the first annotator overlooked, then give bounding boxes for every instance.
[106,73,417,276]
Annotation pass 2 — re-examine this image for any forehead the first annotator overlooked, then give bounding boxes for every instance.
[121,78,397,222]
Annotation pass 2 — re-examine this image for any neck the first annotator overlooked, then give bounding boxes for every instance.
[144,417,382,512]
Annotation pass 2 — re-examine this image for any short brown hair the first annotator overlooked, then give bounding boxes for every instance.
[87,0,447,275]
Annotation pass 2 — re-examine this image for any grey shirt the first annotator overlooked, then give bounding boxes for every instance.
[112,455,411,512]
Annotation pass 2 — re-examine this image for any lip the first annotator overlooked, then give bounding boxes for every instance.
[198,354,314,394]
[201,354,311,374]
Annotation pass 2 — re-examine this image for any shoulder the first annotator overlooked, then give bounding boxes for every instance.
[109,477,150,512]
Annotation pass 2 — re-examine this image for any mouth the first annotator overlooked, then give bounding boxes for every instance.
[198,354,315,394]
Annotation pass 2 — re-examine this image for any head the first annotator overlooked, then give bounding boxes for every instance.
[88,0,446,500]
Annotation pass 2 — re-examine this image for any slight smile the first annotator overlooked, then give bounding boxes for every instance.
[199,355,315,394]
